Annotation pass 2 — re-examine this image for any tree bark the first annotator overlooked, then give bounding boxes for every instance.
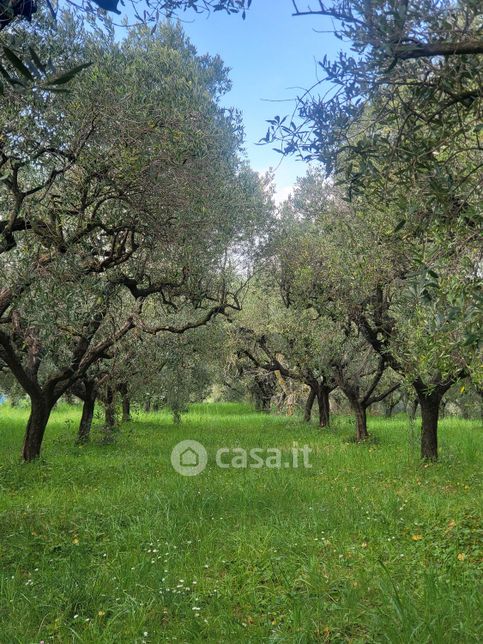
[22,396,52,461]
[304,388,316,422]
[119,383,131,422]
[355,404,368,441]
[348,400,368,441]
[414,376,456,460]
[103,386,116,440]
[338,382,369,441]
[122,394,131,422]
[317,385,331,427]
[77,382,96,444]
[415,386,442,460]
[143,397,151,412]
[395,40,483,60]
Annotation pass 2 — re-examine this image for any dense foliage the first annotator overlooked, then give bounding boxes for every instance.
[0,1,481,462]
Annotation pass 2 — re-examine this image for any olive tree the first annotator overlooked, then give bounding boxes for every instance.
[278,169,480,458]
[0,16,268,460]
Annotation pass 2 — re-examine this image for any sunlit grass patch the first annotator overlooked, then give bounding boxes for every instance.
[0,403,481,642]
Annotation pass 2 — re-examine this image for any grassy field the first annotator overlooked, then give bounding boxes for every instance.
[0,403,481,643]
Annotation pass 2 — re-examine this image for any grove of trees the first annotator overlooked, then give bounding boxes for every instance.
[0,0,481,461]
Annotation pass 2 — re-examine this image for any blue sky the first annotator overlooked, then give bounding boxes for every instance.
[177,1,343,202]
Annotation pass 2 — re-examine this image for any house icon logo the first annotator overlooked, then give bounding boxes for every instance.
[180,447,199,467]
[171,440,207,476]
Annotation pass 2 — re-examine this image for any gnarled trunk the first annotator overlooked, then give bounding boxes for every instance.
[22,396,53,461]
[303,388,316,422]
[77,382,96,444]
[317,385,331,427]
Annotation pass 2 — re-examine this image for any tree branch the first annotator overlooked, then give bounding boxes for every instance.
[367,381,401,406]
[394,40,483,60]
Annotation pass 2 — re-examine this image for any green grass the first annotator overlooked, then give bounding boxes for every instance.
[0,403,481,643]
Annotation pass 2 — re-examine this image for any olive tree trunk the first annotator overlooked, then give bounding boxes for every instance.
[77,382,96,444]
[316,385,331,428]
[103,386,117,441]
[354,402,368,441]
[303,388,316,422]
[22,395,54,461]
[414,379,453,461]
[118,383,131,422]
[415,388,441,460]
[344,395,368,441]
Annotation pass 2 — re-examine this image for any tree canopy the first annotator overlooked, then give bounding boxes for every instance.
[0,0,481,462]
